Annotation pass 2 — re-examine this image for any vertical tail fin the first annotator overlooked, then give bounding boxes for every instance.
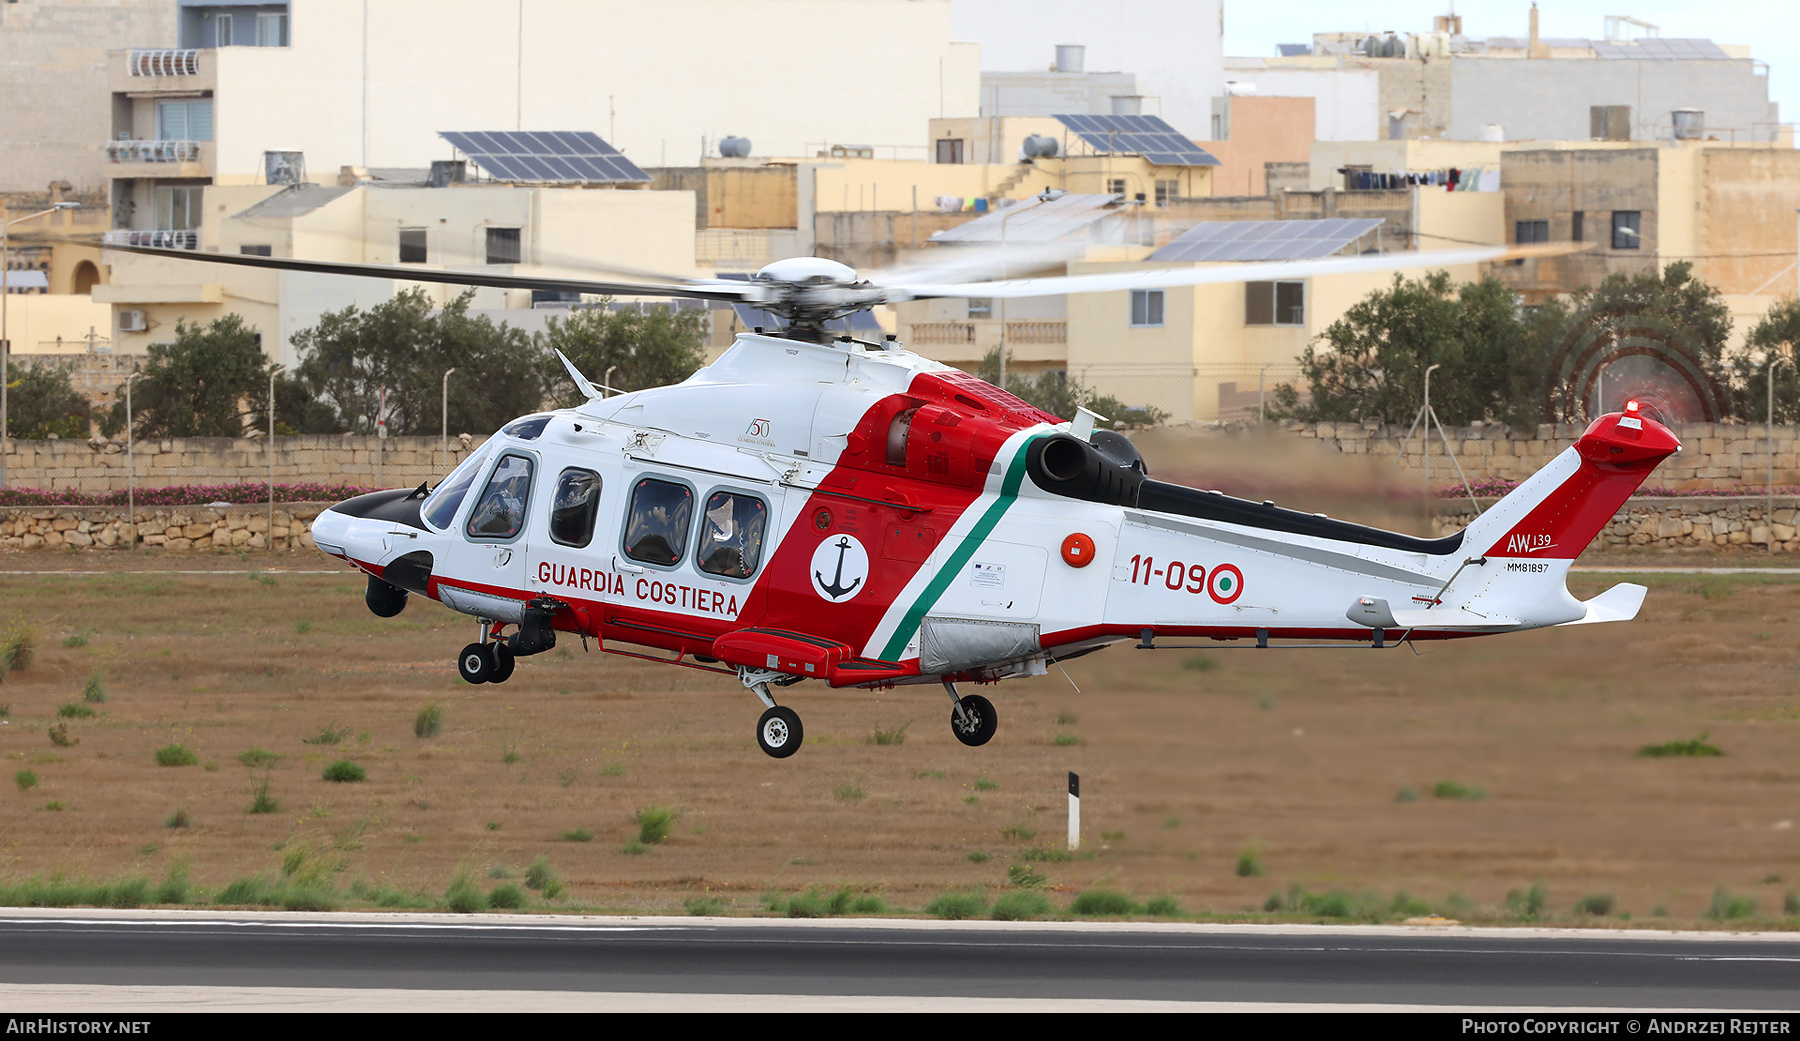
[1460,405,1681,560]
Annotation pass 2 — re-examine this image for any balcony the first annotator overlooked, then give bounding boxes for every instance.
[104,139,213,181]
[128,49,201,77]
[103,229,199,251]
[901,319,1067,365]
[110,49,216,94]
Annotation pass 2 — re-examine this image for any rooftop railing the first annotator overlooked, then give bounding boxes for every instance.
[102,229,198,251]
[105,140,203,163]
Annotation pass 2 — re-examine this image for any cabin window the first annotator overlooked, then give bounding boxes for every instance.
[548,468,602,548]
[623,478,693,567]
[696,491,769,579]
[465,453,533,540]
[501,413,551,440]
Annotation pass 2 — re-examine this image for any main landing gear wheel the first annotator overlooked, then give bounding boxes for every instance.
[950,693,997,747]
[457,642,496,684]
[757,706,804,759]
[488,642,516,683]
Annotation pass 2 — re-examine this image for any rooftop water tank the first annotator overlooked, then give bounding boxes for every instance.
[719,136,752,158]
[1055,44,1085,73]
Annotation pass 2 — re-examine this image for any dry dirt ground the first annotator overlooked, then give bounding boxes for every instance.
[0,550,1796,926]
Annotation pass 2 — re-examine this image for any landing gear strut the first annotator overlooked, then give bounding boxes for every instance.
[741,667,803,758]
[457,620,515,684]
[945,681,997,747]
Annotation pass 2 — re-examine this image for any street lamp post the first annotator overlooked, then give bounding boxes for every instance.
[268,364,282,548]
[1769,353,1791,555]
[123,371,143,551]
[996,188,1065,394]
[440,367,456,474]
[1,201,79,487]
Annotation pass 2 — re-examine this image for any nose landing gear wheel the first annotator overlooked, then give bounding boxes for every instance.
[757,706,804,759]
[457,642,495,684]
[950,693,997,747]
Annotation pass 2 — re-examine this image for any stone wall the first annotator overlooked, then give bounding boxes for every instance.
[0,504,326,552]
[1,434,487,495]
[1291,419,1800,489]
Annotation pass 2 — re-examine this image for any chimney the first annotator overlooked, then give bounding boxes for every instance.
[1528,3,1550,59]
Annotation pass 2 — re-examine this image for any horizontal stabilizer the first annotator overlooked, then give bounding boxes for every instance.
[1556,582,1647,627]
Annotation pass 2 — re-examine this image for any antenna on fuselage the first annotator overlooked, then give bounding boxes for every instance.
[555,350,623,400]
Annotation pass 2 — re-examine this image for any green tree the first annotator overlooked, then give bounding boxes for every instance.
[288,288,544,435]
[4,361,89,439]
[977,349,1167,428]
[538,302,707,408]
[1728,296,1800,423]
[1271,272,1539,427]
[125,314,271,438]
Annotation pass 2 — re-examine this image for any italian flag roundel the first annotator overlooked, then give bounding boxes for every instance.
[1208,563,1244,605]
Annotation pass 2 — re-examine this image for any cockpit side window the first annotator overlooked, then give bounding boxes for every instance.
[623,478,693,567]
[501,414,552,440]
[548,468,602,548]
[696,491,768,579]
[422,443,492,530]
[465,453,534,540]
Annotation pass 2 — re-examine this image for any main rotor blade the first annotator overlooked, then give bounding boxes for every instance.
[87,239,768,304]
[892,245,1517,301]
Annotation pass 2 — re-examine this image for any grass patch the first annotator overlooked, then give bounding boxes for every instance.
[869,721,910,746]
[1006,864,1047,888]
[1182,654,1218,672]
[1709,887,1757,920]
[302,722,350,746]
[47,724,77,748]
[1052,732,1081,747]
[523,856,562,898]
[57,703,96,719]
[1019,847,1071,863]
[236,748,278,768]
[973,777,997,791]
[1071,889,1140,916]
[322,760,365,783]
[1640,733,1724,758]
[999,823,1036,841]
[62,630,89,648]
[600,762,627,778]
[1394,785,1420,803]
[991,891,1051,921]
[1054,712,1079,725]
[164,808,190,829]
[966,850,989,863]
[81,673,107,705]
[634,804,680,844]
[0,874,167,909]
[924,891,988,920]
[1574,892,1616,917]
[215,875,337,913]
[414,703,444,739]
[685,895,725,916]
[621,840,648,855]
[561,829,593,843]
[154,744,198,767]
[1236,842,1265,878]
[1146,894,1184,917]
[0,619,37,678]
[1101,831,1126,842]
[832,782,867,801]
[1432,780,1486,801]
[443,875,484,914]
[15,770,37,792]
[247,772,278,815]
[1505,881,1551,919]
[486,884,527,910]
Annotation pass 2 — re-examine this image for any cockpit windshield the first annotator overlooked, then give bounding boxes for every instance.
[421,442,494,530]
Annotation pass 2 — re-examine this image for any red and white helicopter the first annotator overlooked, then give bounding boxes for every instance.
[106,239,1679,757]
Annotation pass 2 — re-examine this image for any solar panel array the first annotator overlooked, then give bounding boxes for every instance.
[1052,115,1219,167]
[437,131,650,184]
[1149,219,1384,263]
[1590,38,1730,60]
[929,193,1121,244]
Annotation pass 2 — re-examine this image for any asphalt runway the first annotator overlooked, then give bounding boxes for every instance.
[0,911,1796,1012]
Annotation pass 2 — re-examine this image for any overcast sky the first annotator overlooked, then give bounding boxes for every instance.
[1223,1,1796,132]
